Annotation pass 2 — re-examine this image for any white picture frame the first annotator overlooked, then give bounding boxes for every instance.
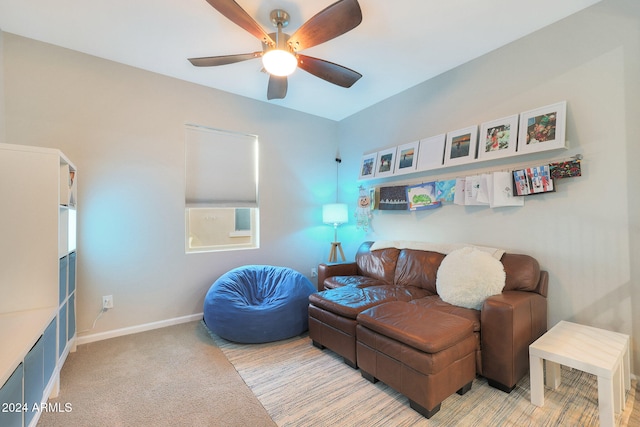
[416,134,446,172]
[393,141,419,176]
[444,125,478,166]
[517,101,567,154]
[478,114,519,160]
[374,147,396,178]
[358,152,378,180]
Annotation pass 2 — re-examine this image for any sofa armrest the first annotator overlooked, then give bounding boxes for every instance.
[317,262,358,291]
[480,290,547,392]
[536,270,549,297]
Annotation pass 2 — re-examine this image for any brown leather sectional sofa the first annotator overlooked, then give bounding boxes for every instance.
[308,241,548,418]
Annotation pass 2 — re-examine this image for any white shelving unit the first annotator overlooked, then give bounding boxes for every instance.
[0,143,77,427]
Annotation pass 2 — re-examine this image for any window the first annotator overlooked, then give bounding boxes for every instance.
[184,125,259,252]
[233,208,251,234]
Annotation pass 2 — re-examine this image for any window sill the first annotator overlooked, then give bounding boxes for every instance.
[229,231,252,237]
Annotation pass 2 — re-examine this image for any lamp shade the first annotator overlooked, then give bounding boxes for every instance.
[322,203,348,225]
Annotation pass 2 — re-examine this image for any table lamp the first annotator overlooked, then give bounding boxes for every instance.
[323,203,348,262]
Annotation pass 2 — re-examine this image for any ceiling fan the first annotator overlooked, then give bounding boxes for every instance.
[188,0,363,100]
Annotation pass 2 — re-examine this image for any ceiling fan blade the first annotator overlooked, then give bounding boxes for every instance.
[288,0,362,52]
[205,0,275,45]
[297,54,362,88]
[267,75,288,100]
[188,52,262,67]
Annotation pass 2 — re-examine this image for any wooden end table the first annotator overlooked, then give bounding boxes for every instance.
[529,320,630,427]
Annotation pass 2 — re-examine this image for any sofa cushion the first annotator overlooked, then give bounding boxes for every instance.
[357,301,474,354]
[394,249,445,294]
[323,275,385,290]
[309,286,398,320]
[436,247,506,310]
[356,242,400,284]
[411,295,481,332]
[392,285,433,301]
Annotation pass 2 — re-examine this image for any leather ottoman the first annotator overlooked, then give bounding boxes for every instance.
[308,286,401,367]
[356,301,477,418]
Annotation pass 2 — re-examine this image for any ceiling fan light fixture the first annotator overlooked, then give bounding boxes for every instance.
[190,1,363,98]
[262,49,297,77]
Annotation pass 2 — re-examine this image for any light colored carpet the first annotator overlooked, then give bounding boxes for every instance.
[36,320,638,426]
[38,321,275,427]
[211,327,637,427]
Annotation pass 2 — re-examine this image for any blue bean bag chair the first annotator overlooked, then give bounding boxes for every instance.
[203,265,316,343]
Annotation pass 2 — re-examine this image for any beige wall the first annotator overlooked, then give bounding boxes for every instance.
[339,0,640,374]
[2,33,339,335]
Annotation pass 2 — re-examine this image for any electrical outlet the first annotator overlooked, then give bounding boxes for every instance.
[311,267,318,278]
[102,295,113,310]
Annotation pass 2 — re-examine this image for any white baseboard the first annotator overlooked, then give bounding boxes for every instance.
[76,313,203,346]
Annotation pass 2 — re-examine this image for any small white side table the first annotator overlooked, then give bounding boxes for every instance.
[529,320,630,427]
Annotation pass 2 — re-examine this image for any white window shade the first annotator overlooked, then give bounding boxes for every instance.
[185,125,258,207]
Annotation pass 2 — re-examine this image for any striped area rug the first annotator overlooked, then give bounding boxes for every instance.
[211,331,636,426]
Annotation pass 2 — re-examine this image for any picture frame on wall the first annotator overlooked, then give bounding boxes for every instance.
[358,152,378,180]
[374,147,396,178]
[517,101,567,154]
[393,141,419,176]
[444,125,478,166]
[416,134,446,172]
[478,114,519,160]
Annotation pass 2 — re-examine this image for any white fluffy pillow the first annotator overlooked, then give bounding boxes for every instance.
[436,247,506,310]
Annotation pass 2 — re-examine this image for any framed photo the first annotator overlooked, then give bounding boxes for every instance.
[358,152,378,180]
[444,125,478,166]
[478,114,519,160]
[517,101,567,154]
[393,141,419,176]
[374,147,396,178]
[416,134,446,172]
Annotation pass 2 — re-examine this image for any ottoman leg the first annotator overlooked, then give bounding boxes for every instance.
[488,379,515,393]
[361,371,378,384]
[409,400,441,419]
[457,381,473,395]
[312,340,325,350]
[343,357,357,369]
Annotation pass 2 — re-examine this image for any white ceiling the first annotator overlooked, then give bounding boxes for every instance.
[0,0,601,121]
